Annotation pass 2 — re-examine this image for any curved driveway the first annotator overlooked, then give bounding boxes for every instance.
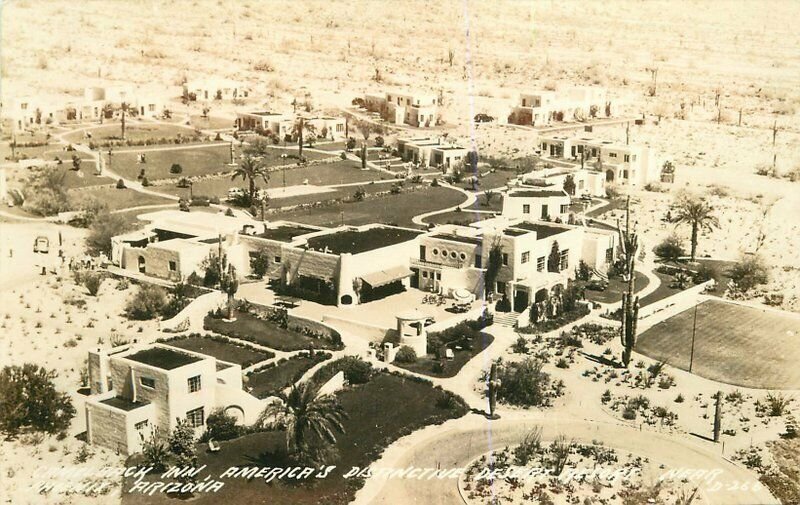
[356,413,778,505]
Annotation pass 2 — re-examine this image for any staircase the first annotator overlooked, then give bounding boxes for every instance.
[493,311,519,327]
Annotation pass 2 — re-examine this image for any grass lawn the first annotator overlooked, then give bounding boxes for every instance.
[68,186,174,211]
[638,269,682,308]
[267,185,467,228]
[61,122,200,144]
[636,299,800,389]
[586,197,626,217]
[61,166,116,189]
[204,310,338,351]
[153,160,383,199]
[423,209,497,226]
[583,271,650,305]
[394,332,495,378]
[105,144,231,180]
[163,335,274,367]
[122,372,467,505]
[245,354,328,398]
[464,193,504,212]
[189,115,236,130]
[463,170,513,192]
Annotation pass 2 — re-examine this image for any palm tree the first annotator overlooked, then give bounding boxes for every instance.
[290,118,317,157]
[673,195,719,262]
[257,383,346,465]
[231,154,268,204]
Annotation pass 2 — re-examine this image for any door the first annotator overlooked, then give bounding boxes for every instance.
[513,289,529,312]
[410,268,420,289]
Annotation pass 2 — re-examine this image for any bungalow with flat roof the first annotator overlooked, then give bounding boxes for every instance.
[85,343,262,455]
[235,223,423,306]
[236,112,347,142]
[502,188,572,221]
[364,90,438,127]
[184,78,249,102]
[414,217,617,311]
[509,86,609,126]
[396,136,468,172]
[539,134,659,188]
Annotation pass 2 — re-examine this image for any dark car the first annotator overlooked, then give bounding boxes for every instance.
[474,113,495,123]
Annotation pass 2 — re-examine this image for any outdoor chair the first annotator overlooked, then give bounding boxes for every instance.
[207,439,221,453]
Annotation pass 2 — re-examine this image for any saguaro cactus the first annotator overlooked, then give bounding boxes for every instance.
[618,196,639,367]
[487,363,501,419]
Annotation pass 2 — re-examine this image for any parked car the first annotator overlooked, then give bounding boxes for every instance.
[474,113,495,123]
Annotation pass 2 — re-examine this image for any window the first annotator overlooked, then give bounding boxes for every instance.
[522,204,530,214]
[632,154,637,162]
[440,249,447,258]
[420,245,426,260]
[148,104,156,112]
[21,103,28,110]
[521,251,530,264]
[435,272,441,280]
[475,254,482,268]
[188,375,201,393]
[422,271,429,278]
[450,251,457,259]
[432,248,439,256]
[605,248,614,264]
[140,377,155,389]
[135,420,149,431]
[459,252,467,261]
[336,124,344,132]
[560,204,569,214]
[168,260,177,272]
[537,256,546,272]
[274,256,281,263]
[623,154,630,162]
[541,205,549,219]
[559,249,569,271]
[186,407,204,428]
[622,170,629,179]
[609,152,617,158]
[502,253,509,266]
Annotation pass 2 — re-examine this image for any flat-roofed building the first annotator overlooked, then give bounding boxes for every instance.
[363,90,438,127]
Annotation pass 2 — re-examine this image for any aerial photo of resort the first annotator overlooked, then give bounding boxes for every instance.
[1,1,799,504]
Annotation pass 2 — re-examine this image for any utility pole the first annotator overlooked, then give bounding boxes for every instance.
[120,102,127,140]
[772,119,778,171]
[713,391,723,443]
[738,108,742,127]
[689,302,698,372]
[626,122,630,145]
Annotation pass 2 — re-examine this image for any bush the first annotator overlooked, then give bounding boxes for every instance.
[394,345,418,363]
[249,247,271,279]
[201,409,242,442]
[0,364,76,436]
[83,272,103,296]
[86,212,131,257]
[694,263,718,283]
[339,356,373,384]
[496,358,554,407]
[729,255,769,292]
[116,178,126,189]
[654,234,685,261]
[374,136,384,147]
[125,284,168,320]
[513,427,543,465]
[141,177,150,187]
[169,163,183,174]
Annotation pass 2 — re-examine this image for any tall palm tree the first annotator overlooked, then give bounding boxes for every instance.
[231,154,268,204]
[290,118,318,157]
[257,383,346,465]
[673,194,719,262]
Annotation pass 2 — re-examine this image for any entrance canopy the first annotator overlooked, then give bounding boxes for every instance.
[361,266,413,288]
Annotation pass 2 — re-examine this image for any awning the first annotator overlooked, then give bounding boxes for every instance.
[361,266,413,288]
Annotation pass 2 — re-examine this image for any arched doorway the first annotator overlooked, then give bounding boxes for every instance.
[534,288,548,303]
[606,169,615,183]
[513,289,529,313]
[224,405,245,425]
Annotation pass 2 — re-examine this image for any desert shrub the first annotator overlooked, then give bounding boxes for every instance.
[83,272,103,296]
[694,263,718,283]
[513,426,543,465]
[394,345,417,363]
[729,255,769,292]
[125,284,168,320]
[575,260,591,281]
[511,335,528,354]
[116,178,126,189]
[0,364,76,436]
[654,234,685,261]
[374,136,384,147]
[496,358,554,407]
[140,427,169,473]
[86,211,131,257]
[169,163,183,174]
[249,246,271,279]
[201,409,242,442]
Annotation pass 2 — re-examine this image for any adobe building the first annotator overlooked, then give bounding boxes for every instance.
[502,188,572,221]
[396,136,468,172]
[509,86,609,126]
[364,90,438,127]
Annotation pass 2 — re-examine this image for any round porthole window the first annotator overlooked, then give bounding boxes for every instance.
[459,252,467,260]
[432,248,439,256]
[450,251,457,259]
[441,249,448,257]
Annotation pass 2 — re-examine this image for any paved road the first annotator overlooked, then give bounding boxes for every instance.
[356,413,778,505]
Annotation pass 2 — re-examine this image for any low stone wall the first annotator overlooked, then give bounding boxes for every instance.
[248,301,342,345]
[637,279,714,329]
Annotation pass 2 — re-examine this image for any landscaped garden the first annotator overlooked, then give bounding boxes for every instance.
[67,186,174,211]
[583,271,649,305]
[161,334,274,367]
[105,144,231,180]
[62,122,202,145]
[636,299,800,389]
[123,364,469,505]
[245,352,330,398]
[422,209,498,226]
[204,309,341,351]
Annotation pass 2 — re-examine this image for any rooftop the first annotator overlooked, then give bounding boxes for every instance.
[508,189,567,198]
[248,111,283,117]
[253,225,318,242]
[431,233,483,246]
[305,227,422,255]
[508,221,570,239]
[100,396,150,411]
[126,347,203,370]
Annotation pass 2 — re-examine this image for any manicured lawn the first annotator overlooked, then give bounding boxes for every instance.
[164,335,274,367]
[189,115,236,130]
[204,310,338,351]
[61,166,116,189]
[61,123,200,144]
[105,144,231,180]
[583,271,650,305]
[636,300,800,389]
[267,186,467,228]
[154,160,382,199]
[423,209,498,226]
[586,197,626,217]
[394,332,495,378]
[122,372,468,505]
[305,226,421,254]
[638,270,682,308]
[463,171,513,192]
[464,193,503,212]
[68,186,174,211]
[245,354,328,398]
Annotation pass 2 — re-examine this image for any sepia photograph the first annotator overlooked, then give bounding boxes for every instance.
[1,0,799,503]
